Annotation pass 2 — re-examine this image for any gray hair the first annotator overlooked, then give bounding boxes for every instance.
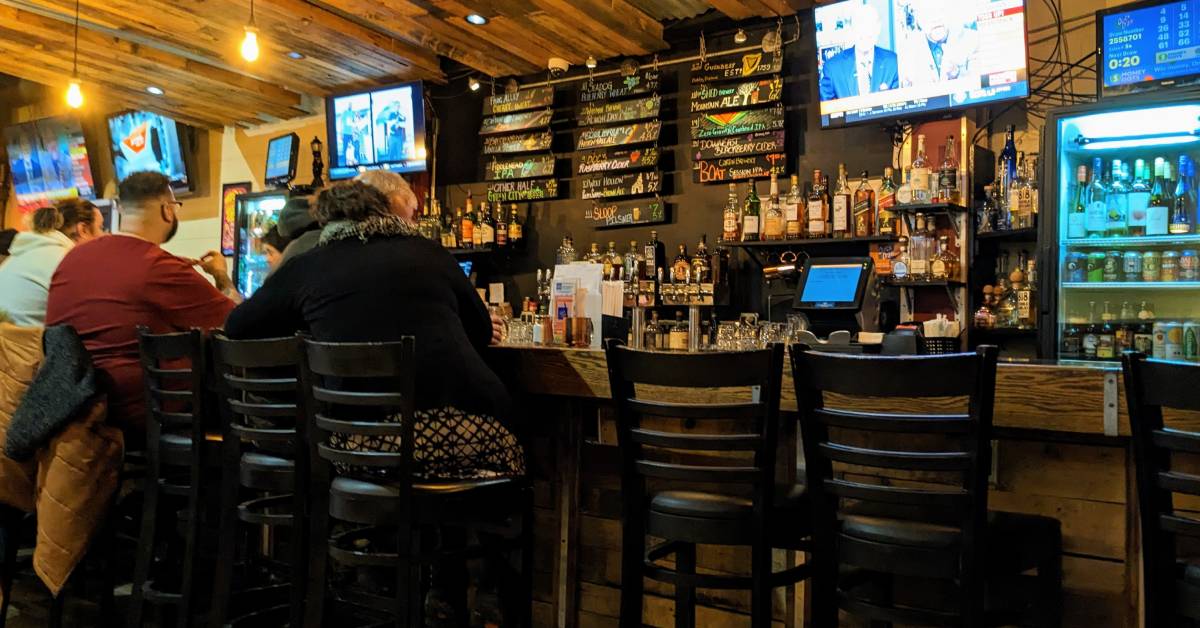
[354,169,418,212]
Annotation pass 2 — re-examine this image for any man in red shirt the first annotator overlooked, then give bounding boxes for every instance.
[46,171,238,432]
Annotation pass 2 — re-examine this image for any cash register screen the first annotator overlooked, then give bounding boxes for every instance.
[795,259,871,310]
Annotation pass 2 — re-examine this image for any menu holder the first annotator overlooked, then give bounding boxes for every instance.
[693,153,786,183]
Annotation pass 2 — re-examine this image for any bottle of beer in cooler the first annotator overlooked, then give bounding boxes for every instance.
[1086,157,1107,238]
[937,134,960,205]
[807,169,829,238]
[784,175,803,239]
[1172,155,1195,234]
[1061,312,1082,359]
[1133,301,1155,353]
[853,170,874,237]
[1067,165,1088,239]
[1128,159,1151,236]
[1097,301,1117,360]
[832,163,852,239]
[1115,301,1136,353]
[721,183,740,242]
[1107,160,1129,237]
[877,167,897,235]
[763,174,784,241]
[741,181,761,242]
[1082,301,1099,360]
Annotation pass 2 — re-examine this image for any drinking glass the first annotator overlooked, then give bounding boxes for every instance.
[736,320,760,350]
[715,322,740,351]
[487,305,510,343]
[758,322,786,346]
[507,320,533,345]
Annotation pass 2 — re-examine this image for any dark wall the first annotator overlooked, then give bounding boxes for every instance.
[430,11,898,311]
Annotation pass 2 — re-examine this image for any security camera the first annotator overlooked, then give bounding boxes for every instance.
[548,57,570,78]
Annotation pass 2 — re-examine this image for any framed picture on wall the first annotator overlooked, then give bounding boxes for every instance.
[220,181,251,256]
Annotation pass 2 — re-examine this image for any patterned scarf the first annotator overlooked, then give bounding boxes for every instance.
[317,214,419,246]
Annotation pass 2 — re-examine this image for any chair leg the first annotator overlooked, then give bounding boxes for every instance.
[175,458,204,628]
[128,475,160,627]
[618,514,645,628]
[302,476,331,628]
[395,522,422,628]
[519,488,535,628]
[287,488,307,628]
[673,543,696,628]
[750,541,771,628]
[1037,530,1063,628]
[208,439,242,628]
[0,509,21,628]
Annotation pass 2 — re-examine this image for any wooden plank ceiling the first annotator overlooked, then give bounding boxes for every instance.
[0,0,802,128]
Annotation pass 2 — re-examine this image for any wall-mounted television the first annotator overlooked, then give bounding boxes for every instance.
[326,80,427,180]
[3,115,95,213]
[265,132,299,187]
[107,110,192,192]
[1098,0,1200,98]
[815,0,1030,128]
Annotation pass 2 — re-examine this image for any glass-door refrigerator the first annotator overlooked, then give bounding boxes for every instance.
[233,190,288,297]
[1040,92,1200,362]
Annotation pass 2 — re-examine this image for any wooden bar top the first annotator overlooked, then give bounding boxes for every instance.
[489,346,1131,437]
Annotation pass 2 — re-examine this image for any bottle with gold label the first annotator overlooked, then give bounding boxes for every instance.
[722,183,740,242]
[784,175,802,240]
[508,204,523,243]
[832,163,852,239]
[853,170,874,238]
[691,235,711,283]
[877,166,897,235]
[806,170,828,238]
[763,174,784,241]
[672,244,691,282]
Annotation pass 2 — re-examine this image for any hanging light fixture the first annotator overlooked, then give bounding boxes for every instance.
[241,0,260,62]
[468,76,481,91]
[65,0,83,109]
[585,55,597,69]
[734,28,748,44]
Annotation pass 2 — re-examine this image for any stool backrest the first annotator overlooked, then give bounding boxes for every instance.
[299,337,417,492]
[604,342,785,523]
[212,335,302,455]
[790,345,999,624]
[137,326,208,441]
[1122,351,1200,624]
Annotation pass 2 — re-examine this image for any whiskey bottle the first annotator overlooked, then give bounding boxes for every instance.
[832,163,851,239]
[721,183,740,242]
[853,170,874,238]
[495,204,509,246]
[806,169,829,238]
[763,174,784,241]
[672,244,691,282]
[691,235,711,283]
[784,175,803,240]
[910,134,932,203]
[460,207,474,249]
[877,167,897,235]
[508,204,523,244]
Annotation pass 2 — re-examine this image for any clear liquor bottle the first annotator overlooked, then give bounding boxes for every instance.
[891,237,910,280]
[1128,159,1151,237]
[832,163,852,239]
[784,175,803,240]
[937,134,960,205]
[1086,157,1107,238]
[807,169,829,238]
[910,135,932,203]
[763,174,784,241]
[1107,160,1129,237]
[908,213,932,280]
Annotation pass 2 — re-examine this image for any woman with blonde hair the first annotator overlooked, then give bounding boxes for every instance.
[0,199,104,326]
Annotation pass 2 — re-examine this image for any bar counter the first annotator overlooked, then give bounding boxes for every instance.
[489,346,1183,628]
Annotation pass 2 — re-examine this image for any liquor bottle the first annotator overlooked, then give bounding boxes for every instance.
[721,183,740,242]
[1133,300,1155,353]
[784,175,803,239]
[644,311,660,350]
[508,205,523,244]
[853,170,875,237]
[1015,266,1035,329]
[877,167,897,235]
[1172,155,1195,234]
[625,241,644,282]
[1116,301,1136,353]
[1028,155,1040,225]
[645,230,666,281]
[978,185,996,234]
[909,213,931,280]
[832,163,852,239]
[937,134,960,205]
[999,124,1018,203]
[1086,157,1107,238]
[556,236,576,264]
[1067,165,1088,239]
[1016,157,1035,229]
[672,244,691,282]
[460,207,475,249]
[763,174,785,241]
[891,237,910,280]
[1061,311,1082,359]
[1107,160,1129,237]
[446,208,460,248]
[930,235,948,280]
[932,234,958,281]
[1082,301,1099,360]
[910,135,932,203]
[807,169,829,238]
[741,181,761,242]
[1096,301,1117,360]
[1127,158,1151,237]
[495,204,509,246]
[585,242,602,264]
[691,236,711,283]
[896,167,914,206]
[479,201,495,246]
[603,241,621,279]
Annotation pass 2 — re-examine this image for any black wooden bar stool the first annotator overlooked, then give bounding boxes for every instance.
[209,335,306,628]
[299,337,534,628]
[1123,351,1200,627]
[604,341,811,628]
[790,345,1062,627]
[129,327,215,628]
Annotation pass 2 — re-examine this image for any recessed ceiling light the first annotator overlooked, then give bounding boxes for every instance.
[146,86,164,96]
[287,51,305,60]
[465,13,488,25]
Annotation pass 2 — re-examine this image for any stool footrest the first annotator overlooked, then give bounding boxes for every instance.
[236,494,294,526]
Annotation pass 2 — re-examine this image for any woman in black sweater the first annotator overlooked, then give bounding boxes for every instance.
[224,181,522,480]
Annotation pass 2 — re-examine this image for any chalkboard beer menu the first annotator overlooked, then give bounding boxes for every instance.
[479,87,560,202]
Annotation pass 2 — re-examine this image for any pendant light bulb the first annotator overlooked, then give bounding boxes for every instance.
[586,55,597,69]
[468,76,481,91]
[241,26,260,62]
[734,28,748,44]
[66,79,84,109]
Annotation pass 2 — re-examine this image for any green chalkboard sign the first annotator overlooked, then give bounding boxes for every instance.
[693,153,786,184]
[580,170,662,200]
[690,105,784,139]
[690,130,786,161]
[584,197,667,229]
[485,154,556,181]
[483,86,553,116]
[690,77,782,113]
[578,95,661,126]
[486,177,559,202]
[577,146,659,175]
[482,131,553,154]
[690,51,782,84]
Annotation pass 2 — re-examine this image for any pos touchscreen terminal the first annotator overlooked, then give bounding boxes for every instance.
[791,257,880,338]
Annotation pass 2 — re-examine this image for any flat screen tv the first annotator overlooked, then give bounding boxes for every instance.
[3,115,95,213]
[326,80,427,180]
[814,0,1030,128]
[265,132,299,186]
[107,110,192,192]
[1098,0,1200,98]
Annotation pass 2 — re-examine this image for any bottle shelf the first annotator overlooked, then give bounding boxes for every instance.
[977,228,1038,242]
[719,235,898,247]
[1062,234,1200,248]
[892,202,969,214]
[1062,281,1200,290]
[449,245,499,256]
[971,327,1037,336]
[884,278,966,288]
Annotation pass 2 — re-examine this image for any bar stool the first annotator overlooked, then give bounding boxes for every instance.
[129,328,215,628]
[790,345,1062,627]
[209,335,306,628]
[604,342,811,628]
[1123,351,1200,626]
[299,337,534,628]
